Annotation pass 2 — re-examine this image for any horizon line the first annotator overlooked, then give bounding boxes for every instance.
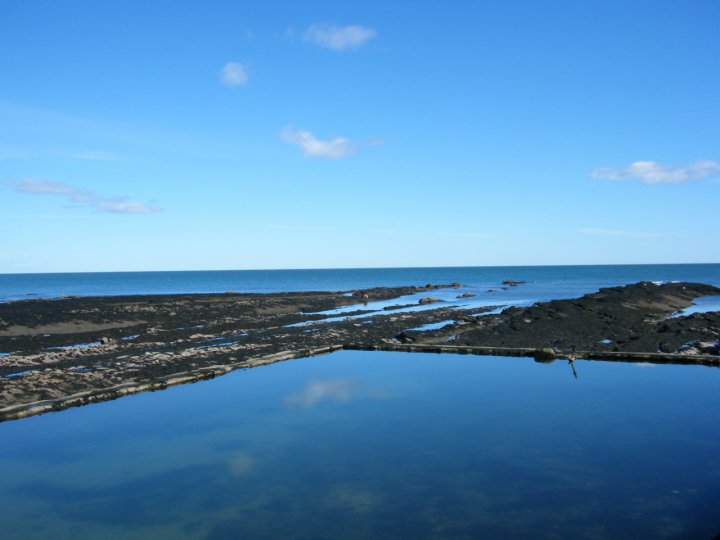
[2,261,719,276]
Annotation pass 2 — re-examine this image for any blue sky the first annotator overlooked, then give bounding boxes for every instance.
[1,0,719,272]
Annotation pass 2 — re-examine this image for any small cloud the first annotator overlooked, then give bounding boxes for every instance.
[280,126,355,159]
[303,24,376,51]
[220,62,248,86]
[97,199,158,214]
[9,179,160,214]
[285,378,356,409]
[578,227,671,239]
[15,179,76,196]
[589,160,720,185]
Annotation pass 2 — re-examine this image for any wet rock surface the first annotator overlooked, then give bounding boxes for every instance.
[446,281,720,354]
[1,280,718,421]
[0,284,469,419]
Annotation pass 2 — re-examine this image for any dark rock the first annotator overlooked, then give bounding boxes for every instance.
[533,348,558,362]
[0,283,470,420]
[454,281,720,354]
[395,332,415,343]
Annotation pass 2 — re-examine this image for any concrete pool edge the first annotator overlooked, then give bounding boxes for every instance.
[3,342,719,423]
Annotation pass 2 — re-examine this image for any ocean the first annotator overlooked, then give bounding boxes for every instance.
[2,264,720,304]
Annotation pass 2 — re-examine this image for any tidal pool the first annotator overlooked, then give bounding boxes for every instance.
[1,350,719,539]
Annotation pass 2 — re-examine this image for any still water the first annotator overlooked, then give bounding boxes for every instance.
[1,350,719,539]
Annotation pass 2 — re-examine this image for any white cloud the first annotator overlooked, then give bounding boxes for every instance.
[589,160,720,185]
[280,126,355,159]
[96,199,158,214]
[15,179,76,196]
[10,179,160,214]
[578,227,671,239]
[303,24,376,51]
[220,62,248,86]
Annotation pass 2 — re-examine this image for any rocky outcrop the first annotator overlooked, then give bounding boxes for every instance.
[453,281,720,354]
[2,280,718,422]
[0,284,466,421]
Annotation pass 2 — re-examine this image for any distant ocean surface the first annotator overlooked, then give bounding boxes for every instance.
[1,264,720,305]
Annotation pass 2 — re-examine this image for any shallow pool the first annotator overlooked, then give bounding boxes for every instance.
[1,350,719,539]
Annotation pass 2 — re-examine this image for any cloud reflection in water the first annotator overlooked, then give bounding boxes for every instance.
[284,378,387,409]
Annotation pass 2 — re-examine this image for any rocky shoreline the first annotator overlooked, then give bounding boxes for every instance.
[1,281,719,422]
[400,281,720,355]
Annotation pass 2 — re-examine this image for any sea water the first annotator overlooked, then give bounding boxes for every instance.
[2,265,720,538]
[1,350,719,539]
[2,264,720,310]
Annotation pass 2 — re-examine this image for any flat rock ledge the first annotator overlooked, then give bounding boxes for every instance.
[0,345,343,422]
[1,281,719,422]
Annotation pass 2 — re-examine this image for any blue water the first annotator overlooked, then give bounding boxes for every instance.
[673,295,720,318]
[2,265,720,537]
[1,350,720,539]
[2,264,720,312]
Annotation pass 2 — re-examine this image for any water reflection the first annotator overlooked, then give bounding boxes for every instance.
[329,485,382,513]
[284,377,388,409]
[284,378,357,409]
[569,359,578,379]
[1,350,720,539]
[568,348,578,379]
[228,454,254,477]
